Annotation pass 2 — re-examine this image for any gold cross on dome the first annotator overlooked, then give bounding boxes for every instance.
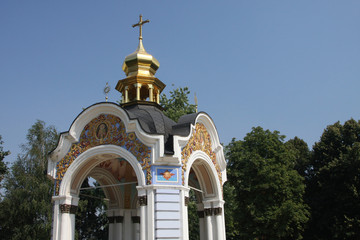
[132,14,149,40]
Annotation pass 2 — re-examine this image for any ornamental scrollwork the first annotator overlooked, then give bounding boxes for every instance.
[181,123,222,187]
[54,114,152,195]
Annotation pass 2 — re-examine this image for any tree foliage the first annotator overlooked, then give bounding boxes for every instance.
[305,119,360,239]
[0,120,58,239]
[226,127,309,240]
[187,190,200,240]
[285,137,311,178]
[0,135,10,190]
[160,86,197,122]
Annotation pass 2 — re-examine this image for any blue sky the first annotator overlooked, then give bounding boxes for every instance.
[1,1,360,164]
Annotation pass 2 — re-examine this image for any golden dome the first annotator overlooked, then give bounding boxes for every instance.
[122,39,160,77]
[116,15,165,107]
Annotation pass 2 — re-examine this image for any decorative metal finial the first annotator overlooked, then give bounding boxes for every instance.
[194,92,198,113]
[132,14,150,40]
[104,82,110,102]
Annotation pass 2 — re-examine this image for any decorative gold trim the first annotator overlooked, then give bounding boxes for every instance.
[181,123,222,188]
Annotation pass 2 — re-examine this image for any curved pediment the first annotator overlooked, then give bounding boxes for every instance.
[174,112,227,186]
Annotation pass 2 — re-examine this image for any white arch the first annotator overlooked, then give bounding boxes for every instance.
[58,144,145,197]
[184,150,222,201]
[48,103,164,177]
[173,113,227,183]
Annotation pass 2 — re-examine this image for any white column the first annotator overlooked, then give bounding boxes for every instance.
[139,195,147,240]
[115,216,124,239]
[147,189,155,240]
[51,197,61,240]
[214,207,223,240]
[132,216,140,240]
[182,188,190,240]
[222,208,226,240]
[108,217,115,240]
[58,196,79,240]
[204,208,213,240]
[123,210,133,240]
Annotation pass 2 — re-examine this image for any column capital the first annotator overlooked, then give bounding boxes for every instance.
[204,208,213,216]
[139,195,147,206]
[184,196,189,206]
[59,204,78,214]
[108,216,124,223]
[197,210,205,218]
[132,216,140,223]
[115,216,124,223]
[213,207,223,215]
[108,216,115,223]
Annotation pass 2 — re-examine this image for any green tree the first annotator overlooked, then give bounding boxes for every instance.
[226,127,309,240]
[160,86,197,122]
[0,135,10,191]
[285,137,311,178]
[305,119,360,240]
[187,190,200,240]
[0,120,58,240]
[223,181,239,240]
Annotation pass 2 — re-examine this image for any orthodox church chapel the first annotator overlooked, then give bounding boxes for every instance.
[47,15,227,240]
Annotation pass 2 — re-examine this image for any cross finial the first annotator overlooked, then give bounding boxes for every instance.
[132,14,150,40]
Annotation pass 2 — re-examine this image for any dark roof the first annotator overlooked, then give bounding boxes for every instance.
[123,104,201,155]
[50,102,202,156]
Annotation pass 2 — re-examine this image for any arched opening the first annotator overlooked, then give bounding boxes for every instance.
[72,155,140,240]
[127,86,136,101]
[185,155,225,240]
[140,85,149,101]
[188,168,202,240]
[76,176,109,240]
[55,145,146,240]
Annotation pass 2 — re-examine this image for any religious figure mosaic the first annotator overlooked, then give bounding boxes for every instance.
[181,123,222,186]
[54,114,151,195]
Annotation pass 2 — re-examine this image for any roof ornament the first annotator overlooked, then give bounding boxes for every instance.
[104,82,110,102]
[116,14,165,108]
[194,93,198,113]
[132,14,149,40]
